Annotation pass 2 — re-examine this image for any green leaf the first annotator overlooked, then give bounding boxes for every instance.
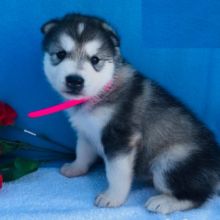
[0,142,18,155]
[0,157,40,182]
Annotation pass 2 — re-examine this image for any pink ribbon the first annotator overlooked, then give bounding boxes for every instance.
[28,98,89,118]
[28,79,114,118]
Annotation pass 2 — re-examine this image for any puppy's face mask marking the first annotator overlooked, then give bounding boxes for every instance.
[42,16,120,100]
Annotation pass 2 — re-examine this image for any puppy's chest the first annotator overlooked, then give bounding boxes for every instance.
[69,106,114,155]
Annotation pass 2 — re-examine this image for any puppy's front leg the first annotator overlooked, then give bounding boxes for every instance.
[60,133,97,177]
[95,150,136,207]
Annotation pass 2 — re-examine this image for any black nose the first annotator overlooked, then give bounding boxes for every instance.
[65,75,84,94]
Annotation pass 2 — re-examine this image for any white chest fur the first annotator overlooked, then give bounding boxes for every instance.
[68,106,114,156]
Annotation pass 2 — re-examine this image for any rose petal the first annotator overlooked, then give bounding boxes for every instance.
[0,101,17,126]
[0,175,3,188]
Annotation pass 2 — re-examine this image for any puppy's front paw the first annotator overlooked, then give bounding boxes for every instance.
[60,162,88,178]
[95,191,125,208]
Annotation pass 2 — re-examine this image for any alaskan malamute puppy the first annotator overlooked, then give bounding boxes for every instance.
[41,13,220,214]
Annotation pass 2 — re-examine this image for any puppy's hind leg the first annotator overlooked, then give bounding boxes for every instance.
[145,144,216,214]
[60,133,97,177]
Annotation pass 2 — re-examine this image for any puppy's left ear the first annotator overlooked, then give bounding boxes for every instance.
[102,23,120,47]
[41,19,59,34]
[110,32,120,48]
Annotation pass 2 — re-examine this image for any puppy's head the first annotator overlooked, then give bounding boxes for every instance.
[41,13,120,99]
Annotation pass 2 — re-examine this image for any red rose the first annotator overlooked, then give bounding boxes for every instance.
[0,175,3,188]
[0,102,17,126]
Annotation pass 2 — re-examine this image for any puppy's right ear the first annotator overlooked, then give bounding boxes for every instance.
[41,19,59,34]
[101,22,120,47]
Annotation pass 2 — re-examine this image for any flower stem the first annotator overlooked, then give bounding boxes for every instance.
[39,156,74,164]
[13,125,74,152]
[0,138,75,156]
[20,146,73,156]
[20,142,73,155]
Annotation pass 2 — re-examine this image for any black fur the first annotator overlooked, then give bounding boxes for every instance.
[103,71,220,204]
[102,73,145,158]
[41,13,119,54]
[149,83,220,204]
[166,130,220,204]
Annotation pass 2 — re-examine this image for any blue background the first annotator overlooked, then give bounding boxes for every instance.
[143,0,220,47]
[0,0,220,155]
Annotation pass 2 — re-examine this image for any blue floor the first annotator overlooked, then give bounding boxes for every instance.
[1,166,220,220]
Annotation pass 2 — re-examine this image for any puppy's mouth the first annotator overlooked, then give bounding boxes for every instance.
[62,88,84,96]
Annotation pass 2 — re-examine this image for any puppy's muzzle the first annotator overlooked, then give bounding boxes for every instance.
[65,75,84,95]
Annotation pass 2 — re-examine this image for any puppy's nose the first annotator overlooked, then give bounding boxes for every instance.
[65,75,84,92]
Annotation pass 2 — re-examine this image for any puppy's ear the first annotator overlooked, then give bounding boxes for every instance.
[102,23,120,47]
[110,32,120,47]
[41,19,59,34]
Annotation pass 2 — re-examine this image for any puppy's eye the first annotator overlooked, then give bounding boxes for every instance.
[56,51,66,60]
[90,56,100,65]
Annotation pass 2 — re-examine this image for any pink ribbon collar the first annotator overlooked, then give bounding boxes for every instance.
[28,79,114,118]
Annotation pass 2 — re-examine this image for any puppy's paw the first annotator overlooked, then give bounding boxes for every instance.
[60,162,88,178]
[145,194,194,214]
[95,191,125,208]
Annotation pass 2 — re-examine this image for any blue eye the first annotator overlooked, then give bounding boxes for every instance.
[56,50,66,60]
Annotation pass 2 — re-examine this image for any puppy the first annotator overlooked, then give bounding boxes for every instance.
[41,13,220,214]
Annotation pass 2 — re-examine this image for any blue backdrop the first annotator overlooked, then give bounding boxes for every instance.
[142,0,220,47]
[0,0,219,154]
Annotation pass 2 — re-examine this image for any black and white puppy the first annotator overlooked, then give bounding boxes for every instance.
[41,13,220,214]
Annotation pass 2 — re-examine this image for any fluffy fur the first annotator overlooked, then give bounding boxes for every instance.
[41,13,220,214]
